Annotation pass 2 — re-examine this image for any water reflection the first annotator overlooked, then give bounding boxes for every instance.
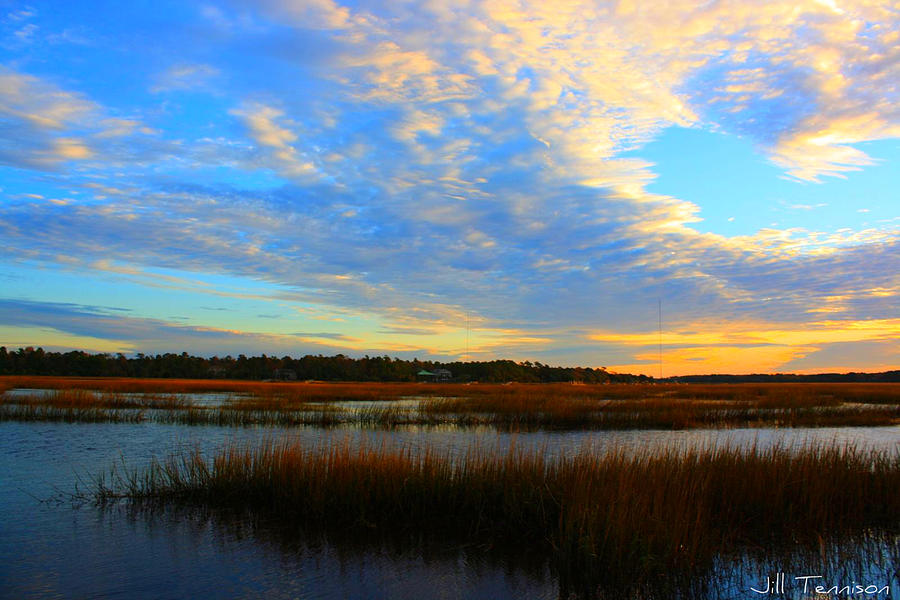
[1,421,898,599]
[75,502,900,599]
[107,502,557,600]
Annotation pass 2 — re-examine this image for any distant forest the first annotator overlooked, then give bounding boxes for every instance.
[0,347,896,383]
[0,347,638,383]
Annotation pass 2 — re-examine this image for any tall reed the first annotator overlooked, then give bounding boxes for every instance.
[96,440,900,596]
[3,389,899,428]
[5,389,191,409]
[0,403,144,423]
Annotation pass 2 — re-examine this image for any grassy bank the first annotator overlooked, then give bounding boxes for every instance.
[3,384,899,429]
[2,388,191,409]
[96,440,900,597]
[3,376,899,403]
[420,393,900,429]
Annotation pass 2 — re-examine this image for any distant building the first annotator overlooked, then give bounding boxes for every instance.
[417,368,452,382]
[433,368,452,381]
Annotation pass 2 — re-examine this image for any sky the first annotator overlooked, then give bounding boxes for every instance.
[0,0,897,376]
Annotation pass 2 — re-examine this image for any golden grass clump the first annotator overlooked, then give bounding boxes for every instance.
[96,440,900,594]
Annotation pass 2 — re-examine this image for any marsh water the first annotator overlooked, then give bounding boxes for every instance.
[2,396,899,599]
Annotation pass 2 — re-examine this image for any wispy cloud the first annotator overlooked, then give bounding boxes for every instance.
[151,63,220,93]
[0,298,345,356]
[230,104,322,179]
[0,67,165,169]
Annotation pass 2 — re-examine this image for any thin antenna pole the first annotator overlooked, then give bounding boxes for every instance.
[466,311,469,360]
[658,299,662,380]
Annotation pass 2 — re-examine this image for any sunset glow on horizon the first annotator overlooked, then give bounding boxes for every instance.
[1,0,897,376]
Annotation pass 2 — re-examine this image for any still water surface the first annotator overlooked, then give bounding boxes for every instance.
[2,419,898,599]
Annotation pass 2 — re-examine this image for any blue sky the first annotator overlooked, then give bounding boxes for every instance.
[0,0,897,375]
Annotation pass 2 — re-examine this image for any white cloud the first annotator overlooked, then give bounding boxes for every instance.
[231,104,320,179]
[151,63,220,93]
[0,67,163,169]
[255,0,351,29]
[0,68,95,129]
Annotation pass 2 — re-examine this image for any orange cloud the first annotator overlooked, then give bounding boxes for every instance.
[597,318,900,375]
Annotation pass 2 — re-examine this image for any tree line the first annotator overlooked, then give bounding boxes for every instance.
[0,347,646,383]
[4,347,894,383]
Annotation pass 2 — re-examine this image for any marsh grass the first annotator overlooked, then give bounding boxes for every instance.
[5,376,898,403]
[0,403,145,423]
[0,389,196,423]
[2,378,898,429]
[159,407,349,427]
[0,376,460,399]
[416,394,900,430]
[95,440,900,597]
[5,389,191,409]
[4,399,898,428]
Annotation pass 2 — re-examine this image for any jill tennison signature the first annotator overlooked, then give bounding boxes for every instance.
[751,573,890,596]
